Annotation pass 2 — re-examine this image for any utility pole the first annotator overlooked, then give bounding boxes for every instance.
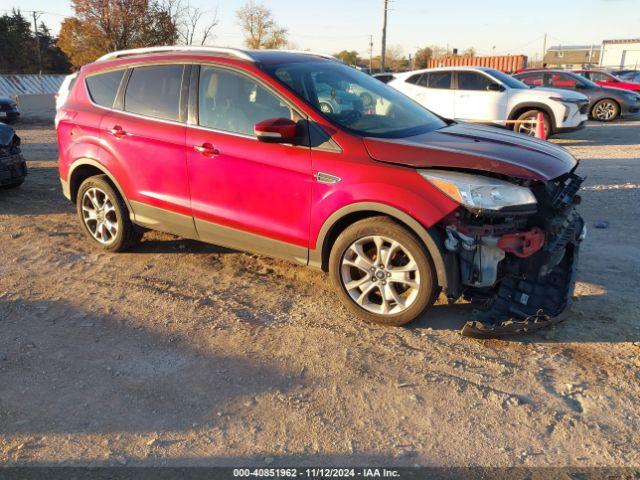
[542,33,547,67]
[31,11,43,74]
[369,34,374,73]
[381,0,389,72]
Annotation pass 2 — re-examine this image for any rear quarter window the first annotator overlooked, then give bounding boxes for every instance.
[124,65,184,121]
[85,70,125,108]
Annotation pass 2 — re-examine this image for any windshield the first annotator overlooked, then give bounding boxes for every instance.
[566,71,598,89]
[486,69,528,89]
[263,61,446,138]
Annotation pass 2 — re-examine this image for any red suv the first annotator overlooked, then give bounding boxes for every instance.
[56,47,585,337]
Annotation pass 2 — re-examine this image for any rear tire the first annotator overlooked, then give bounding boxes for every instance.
[76,175,141,252]
[329,216,437,326]
[514,109,551,137]
[591,99,619,122]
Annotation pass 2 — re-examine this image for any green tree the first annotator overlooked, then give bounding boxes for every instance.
[0,9,71,73]
[335,50,359,65]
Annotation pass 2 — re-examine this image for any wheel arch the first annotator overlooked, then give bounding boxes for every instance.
[67,158,134,215]
[508,102,557,132]
[310,202,450,289]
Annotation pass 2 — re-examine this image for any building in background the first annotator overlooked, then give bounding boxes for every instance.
[543,45,601,69]
[600,39,640,69]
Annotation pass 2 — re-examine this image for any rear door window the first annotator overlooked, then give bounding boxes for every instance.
[124,65,184,121]
[85,70,125,108]
[457,71,495,90]
[405,74,423,85]
[421,71,452,89]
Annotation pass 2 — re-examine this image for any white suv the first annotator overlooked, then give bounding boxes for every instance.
[388,67,589,137]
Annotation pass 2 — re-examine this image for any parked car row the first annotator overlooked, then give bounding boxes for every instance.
[514,69,640,122]
[386,67,588,137]
[375,65,640,130]
[53,46,586,337]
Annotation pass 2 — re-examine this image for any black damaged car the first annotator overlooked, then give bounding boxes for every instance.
[0,95,20,123]
[0,122,26,189]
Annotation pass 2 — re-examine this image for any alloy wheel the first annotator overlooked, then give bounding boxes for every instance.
[81,187,118,245]
[340,235,421,315]
[517,116,538,137]
[593,100,617,121]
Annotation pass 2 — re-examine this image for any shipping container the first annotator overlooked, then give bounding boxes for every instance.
[426,55,528,73]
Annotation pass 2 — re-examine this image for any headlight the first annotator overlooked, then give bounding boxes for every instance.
[420,169,537,211]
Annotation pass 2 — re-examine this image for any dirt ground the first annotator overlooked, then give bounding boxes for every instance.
[1,120,639,468]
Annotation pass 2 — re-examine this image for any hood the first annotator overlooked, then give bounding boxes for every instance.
[602,85,640,97]
[0,123,15,146]
[524,87,587,101]
[364,122,577,181]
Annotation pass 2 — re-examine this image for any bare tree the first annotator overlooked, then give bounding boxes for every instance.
[462,47,476,57]
[384,45,407,71]
[236,1,287,49]
[179,5,219,46]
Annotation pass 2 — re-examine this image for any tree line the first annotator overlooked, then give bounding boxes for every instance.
[0,10,71,74]
[336,46,477,72]
[2,0,478,75]
[0,0,288,73]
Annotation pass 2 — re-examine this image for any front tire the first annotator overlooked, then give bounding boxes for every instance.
[514,109,551,137]
[329,217,437,326]
[76,175,141,252]
[591,99,619,122]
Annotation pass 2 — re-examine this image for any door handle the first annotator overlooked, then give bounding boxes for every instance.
[108,125,129,138]
[194,142,220,158]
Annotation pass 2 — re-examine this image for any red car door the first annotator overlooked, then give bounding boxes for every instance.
[185,64,312,263]
[99,64,195,237]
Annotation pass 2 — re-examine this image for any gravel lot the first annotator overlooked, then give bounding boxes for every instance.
[1,120,639,467]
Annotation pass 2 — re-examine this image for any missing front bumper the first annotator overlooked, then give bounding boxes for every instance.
[461,241,580,338]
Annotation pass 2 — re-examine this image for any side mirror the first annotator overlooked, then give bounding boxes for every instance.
[575,83,586,90]
[487,83,504,92]
[254,118,299,144]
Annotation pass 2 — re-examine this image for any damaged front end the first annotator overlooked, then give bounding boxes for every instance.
[425,169,585,338]
[0,123,26,188]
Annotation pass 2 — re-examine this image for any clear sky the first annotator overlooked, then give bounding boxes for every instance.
[5,0,640,61]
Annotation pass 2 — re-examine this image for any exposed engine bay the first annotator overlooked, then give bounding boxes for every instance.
[439,172,585,337]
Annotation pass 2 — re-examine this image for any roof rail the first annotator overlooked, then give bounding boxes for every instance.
[96,46,255,63]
